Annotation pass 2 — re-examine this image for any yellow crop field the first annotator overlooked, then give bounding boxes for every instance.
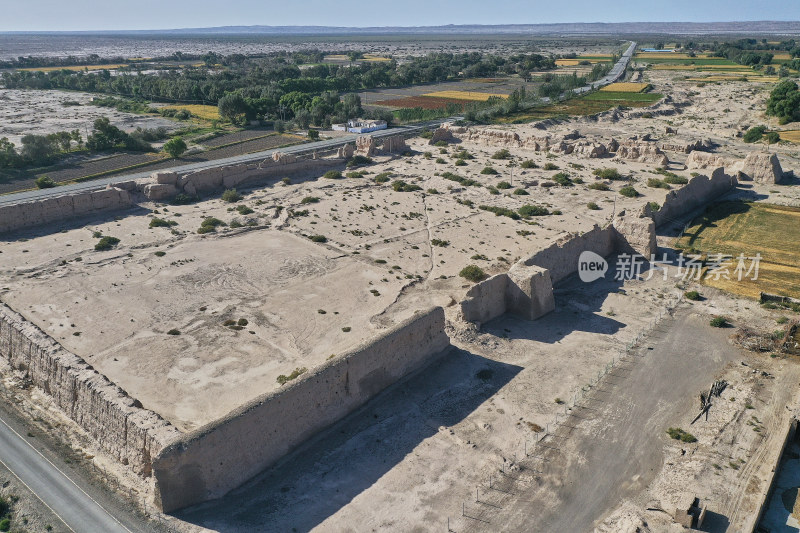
[600,82,650,93]
[772,53,792,60]
[19,64,127,72]
[163,105,220,120]
[423,90,509,101]
[324,55,349,61]
[676,202,800,299]
[555,58,607,66]
[778,130,800,143]
[363,54,391,62]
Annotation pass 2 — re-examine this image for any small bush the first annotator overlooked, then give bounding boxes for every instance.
[346,171,364,178]
[172,193,198,205]
[167,329,180,335]
[201,217,224,228]
[0,518,9,532]
[301,196,320,204]
[648,201,660,211]
[520,160,537,169]
[552,172,572,186]
[237,318,248,326]
[491,149,511,159]
[662,174,688,185]
[236,205,254,215]
[454,159,467,166]
[710,316,728,328]
[480,166,499,175]
[374,172,392,183]
[496,181,511,190]
[427,188,439,194]
[743,126,766,143]
[434,140,448,147]
[459,265,487,282]
[221,189,242,203]
[277,367,307,385]
[347,155,373,167]
[543,162,559,171]
[587,202,600,210]
[35,176,57,189]
[588,182,610,191]
[392,180,422,192]
[513,188,529,195]
[309,235,327,243]
[323,170,343,179]
[149,217,176,228]
[518,204,549,217]
[480,205,520,219]
[154,251,166,257]
[685,290,702,301]
[592,168,624,180]
[667,427,697,443]
[431,238,449,247]
[94,236,120,251]
[619,185,639,198]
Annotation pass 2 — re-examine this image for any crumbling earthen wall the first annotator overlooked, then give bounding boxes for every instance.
[522,225,617,284]
[0,186,132,235]
[459,265,557,325]
[0,302,180,476]
[151,307,450,512]
[647,168,738,227]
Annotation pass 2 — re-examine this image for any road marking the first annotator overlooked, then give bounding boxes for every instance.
[0,456,76,533]
[0,414,134,533]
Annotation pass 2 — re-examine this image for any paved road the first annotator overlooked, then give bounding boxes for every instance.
[0,410,144,533]
[0,118,451,207]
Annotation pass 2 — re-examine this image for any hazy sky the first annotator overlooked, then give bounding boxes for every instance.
[4,0,800,32]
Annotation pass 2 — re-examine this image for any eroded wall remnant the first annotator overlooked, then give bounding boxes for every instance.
[0,302,180,476]
[152,307,450,512]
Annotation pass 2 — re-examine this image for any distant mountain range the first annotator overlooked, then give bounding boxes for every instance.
[5,21,800,36]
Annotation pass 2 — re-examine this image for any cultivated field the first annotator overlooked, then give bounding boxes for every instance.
[677,202,800,299]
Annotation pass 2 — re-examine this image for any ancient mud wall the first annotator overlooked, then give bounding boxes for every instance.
[647,168,738,228]
[522,225,617,284]
[0,302,180,476]
[459,265,556,325]
[0,186,132,236]
[152,307,450,512]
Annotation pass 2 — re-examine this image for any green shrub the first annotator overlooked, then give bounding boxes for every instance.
[392,180,422,192]
[662,174,688,185]
[435,157,446,164]
[480,166,499,175]
[685,290,702,301]
[237,318,248,326]
[487,186,500,195]
[201,217,224,228]
[520,160,537,169]
[647,178,670,189]
[309,235,327,243]
[459,265,487,282]
[221,189,242,203]
[592,168,624,180]
[765,131,781,144]
[667,427,697,443]
[587,202,600,210]
[743,126,767,143]
[277,367,307,385]
[346,171,364,178]
[619,186,639,198]
[543,162,559,171]
[149,217,177,228]
[588,182,610,191]
[552,172,572,186]
[513,188,529,195]
[94,236,120,251]
[374,172,392,183]
[167,329,180,335]
[441,172,479,187]
[0,518,9,532]
[496,181,512,190]
[172,193,198,205]
[454,159,467,166]
[648,201,660,211]
[323,170,343,179]
[434,140,448,147]
[710,316,728,328]
[154,251,166,257]
[236,205,254,215]
[491,149,511,159]
[427,188,439,194]
[35,176,57,189]
[431,238,450,247]
[347,155,373,167]
[197,226,215,234]
[479,205,520,219]
[518,204,550,217]
[301,196,320,205]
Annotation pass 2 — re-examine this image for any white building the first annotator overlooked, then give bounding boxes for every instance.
[331,119,388,134]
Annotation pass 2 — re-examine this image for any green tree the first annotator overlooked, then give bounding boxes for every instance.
[766,79,800,124]
[218,92,248,124]
[20,134,58,164]
[163,137,187,158]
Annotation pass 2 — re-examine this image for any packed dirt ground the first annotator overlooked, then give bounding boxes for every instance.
[1,50,800,532]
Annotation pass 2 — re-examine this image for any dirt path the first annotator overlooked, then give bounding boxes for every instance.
[461,309,741,533]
